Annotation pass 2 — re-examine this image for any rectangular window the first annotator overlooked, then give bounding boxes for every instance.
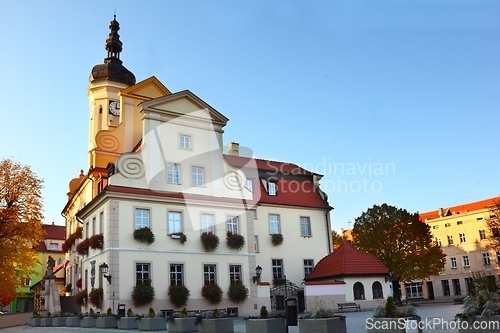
[254,235,259,253]
[21,278,31,286]
[203,264,217,285]
[268,182,277,195]
[462,255,470,267]
[191,166,204,187]
[227,216,239,234]
[179,135,191,149]
[272,259,284,279]
[447,235,453,246]
[479,230,486,240]
[92,217,96,236]
[497,252,500,264]
[170,264,184,286]
[432,225,439,229]
[49,243,58,250]
[251,209,257,219]
[246,179,253,192]
[86,221,89,238]
[99,211,104,234]
[493,228,500,238]
[452,278,461,296]
[229,265,242,283]
[435,237,442,247]
[303,259,314,277]
[135,208,150,229]
[459,233,466,243]
[483,253,491,265]
[201,214,215,233]
[450,257,457,269]
[269,214,280,234]
[168,211,182,234]
[457,221,463,225]
[442,280,450,296]
[300,217,312,237]
[445,223,451,227]
[136,263,151,285]
[477,217,484,222]
[167,163,181,184]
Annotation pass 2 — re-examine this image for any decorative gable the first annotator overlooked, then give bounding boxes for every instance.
[120,76,171,101]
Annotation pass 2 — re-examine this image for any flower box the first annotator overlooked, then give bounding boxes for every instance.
[366,317,422,333]
[40,318,53,327]
[197,318,234,333]
[80,316,97,328]
[96,316,118,328]
[138,317,167,331]
[168,317,198,332]
[66,317,81,327]
[245,318,286,333]
[118,317,139,330]
[29,318,41,327]
[52,317,66,326]
[298,317,347,333]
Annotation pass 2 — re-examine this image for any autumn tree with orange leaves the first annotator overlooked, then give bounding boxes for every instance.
[0,159,45,306]
[352,204,445,304]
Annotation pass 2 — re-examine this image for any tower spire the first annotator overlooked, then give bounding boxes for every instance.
[105,15,123,64]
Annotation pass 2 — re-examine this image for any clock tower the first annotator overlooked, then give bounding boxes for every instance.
[87,15,136,169]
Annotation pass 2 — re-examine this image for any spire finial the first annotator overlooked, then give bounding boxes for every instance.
[104,14,123,64]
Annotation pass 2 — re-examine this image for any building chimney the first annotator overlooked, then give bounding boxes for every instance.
[438,208,443,217]
[228,141,240,156]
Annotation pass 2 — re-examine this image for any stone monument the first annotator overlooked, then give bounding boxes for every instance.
[44,255,61,313]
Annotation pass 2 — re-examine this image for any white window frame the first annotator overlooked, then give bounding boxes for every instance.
[99,211,104,234]
[268,182,277,195]
[459,233,466,243]
[254,235,259,253]
[272,259,284,279]
[300,216,312,237]
[135,208,150,229]
[245,179,253,192]
[191,166,204,187]
[136,262,151,285]
[201,214,215,234]
[462,255,470,267]
[435,237,442,247]
[303,259,314,277]
[269,214,280,234]
[168,211,182,234]
[92,217,96,236]
[447,235,453,246]
[49,243,58,250]
[170,263,184,286]
[229,264,242,283]
[450,257,457,269]
[479,230,486,240]
[227,216,239,234]
[167,163,181,184]
[179,134,191,149]
[483,253,491,265]
[251,209,257,220]
[203,264,217,285]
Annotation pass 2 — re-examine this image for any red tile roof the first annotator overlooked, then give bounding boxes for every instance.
[419,197,500,221]
[34,224,65,251]
[224,155,315,176]
[305,241,389,281]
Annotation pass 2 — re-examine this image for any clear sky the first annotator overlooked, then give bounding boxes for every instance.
[1,1,499,231]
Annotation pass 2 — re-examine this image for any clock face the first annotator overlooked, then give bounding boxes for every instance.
[109,101,120,116]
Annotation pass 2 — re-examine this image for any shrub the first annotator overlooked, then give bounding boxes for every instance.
[133,227,155,245]
[227,282,249,304]
[148,307,155,318]
[226,232,245,250]
[106,308,112,316]
[201,283,223,304]
[75,289,88,306]
[271,233,284,246]
[126,308,133,317]
[384,296,397,317]
[260,306,268,319]
[132,282,155,307]
[89,234,104,249]
[76,238,90,256]
[89,287,103,309]
[200,232,219,252]
[168,284,190,308]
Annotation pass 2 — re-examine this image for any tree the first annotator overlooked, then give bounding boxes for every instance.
[331,230,347,250]
[352,203,445,303]
[486,200,500,250]
[0,159,45,306]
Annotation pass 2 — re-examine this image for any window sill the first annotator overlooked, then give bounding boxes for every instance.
[301,235,312,238]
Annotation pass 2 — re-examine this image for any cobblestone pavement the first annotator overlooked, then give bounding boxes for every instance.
[1,304,463,333]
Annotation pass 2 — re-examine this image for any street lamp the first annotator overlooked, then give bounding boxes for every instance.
[253,265,262,284]
[99,263,112,284]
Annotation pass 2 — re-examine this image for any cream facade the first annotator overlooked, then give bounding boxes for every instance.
[62,16,332,316]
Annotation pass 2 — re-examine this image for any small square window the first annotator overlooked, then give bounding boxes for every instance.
[49,243,59,250]
[445,223,451,227]
[457,221,463,225]
[180,135,191,149]
[268,182,277,196]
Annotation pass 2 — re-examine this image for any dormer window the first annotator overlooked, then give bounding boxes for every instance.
[268,182,277,196]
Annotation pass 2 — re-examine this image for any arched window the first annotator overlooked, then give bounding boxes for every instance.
[353,282,365,300]
[372,281,383,299]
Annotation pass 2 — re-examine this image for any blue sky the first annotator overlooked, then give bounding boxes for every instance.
[1,1,499,231]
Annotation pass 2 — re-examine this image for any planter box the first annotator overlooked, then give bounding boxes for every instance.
[299,317,347,333]
[118,317,139,330]
[97,316,118,328]
[458,315,500,333]
[138,317,167,331]
[197,318,234,333]
[40,318,53,327]
[66,317,81,327]
[168,317,198,333]
[52,317,67,326]
[366,317,423,333]
[29,318,41,327]
[81,316,97,328]
[246,318,286,333]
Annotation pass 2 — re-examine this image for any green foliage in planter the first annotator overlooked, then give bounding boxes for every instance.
[89,287,103,309]
[133,227,155,245]
[76,238,90,255]
[126,308,134,317]
[75,289,88,306]
[170,232,187,244]
[89,234,104,249]
[132,282,155,307]
[260,306,269,318]
[201,283,223,304]
[106,308,112,316]
[148,307,155,318]
[65,283,72,293]
[227,281,249,304]
[168,284,190,308]
[200,232,219,252]
[89,308,97,318]
[74,226,83,239]
[373,296,417,318]
[271,233,284,246]
[226,231,245,250]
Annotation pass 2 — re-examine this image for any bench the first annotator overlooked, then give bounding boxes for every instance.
[337,302,360,312]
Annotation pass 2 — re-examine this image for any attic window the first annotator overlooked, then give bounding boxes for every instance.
[445,223,451,227]
[477,217,484,222]
[457,221,463,225]
[268,182,277,196]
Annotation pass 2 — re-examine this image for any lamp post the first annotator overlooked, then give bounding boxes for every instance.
[253,265,262,284]
[99,263,113,311]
